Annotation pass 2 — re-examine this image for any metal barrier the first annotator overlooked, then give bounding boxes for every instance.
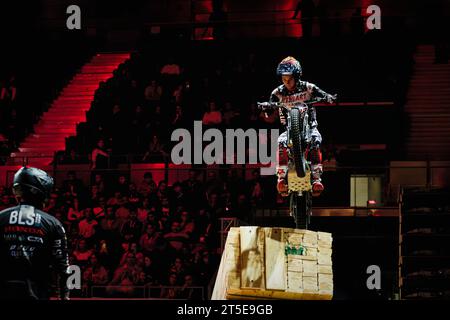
[2,160,450,208]
[90,285,205,300]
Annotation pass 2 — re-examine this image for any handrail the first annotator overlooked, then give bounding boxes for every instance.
[90,285,205,299]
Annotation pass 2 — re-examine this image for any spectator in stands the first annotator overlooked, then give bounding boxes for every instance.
[120,209,143,243]
[4,108,21,148]
[115,197,131,226]
[144,210,162,231]
[92,196,107,219]
[98,207,122,239]
[202,101,222,127]
[108,252,141,296]
[168,256,186,278]
[45,197,58,216]
[222,101,240,127]
[205,171,222,196]
[91,139,110,170]
[108,104,128,154]
[93,173,106,195]
[138,172,157,197]
[206,193,224,218]
[193,208,212,240]
[142,135,169,163]
[0,138,9,165]
[140,223,163,256]
[247,169,265,206]
[160,273,180,299]
[126,79,142,108]
[107,191,122,207]
[182,170,204,209]
[130,105,147,151]
[142,255,159,284]
[78,208,99,242]
[170,182,187,209]
[62,170,86,199]
[127,183,141,205]
[62,149,84,164]
[144,80,163,104]
[67,197,83,222]
[292,0,316,39]
[246,102,261,129]
[115,174,130,197]
[0,75,17,104]
[179,273,201,300]
[0,194,12,211]
[164,221,190,252]
[82,254,109,295]
[119,242,140,266]
[73,239,94,266]
[171,105,188,129]
[137,197,151,223]
[160,57,181,76]
[156,180,169,201]
[193,251,215,286]
[233,193,252,223]
[172,85,184,105]
[145,105,166,138]
[90,185,103,206]
[179,211,195,238]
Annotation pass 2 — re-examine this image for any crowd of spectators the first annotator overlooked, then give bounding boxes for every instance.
[0,167,274,299]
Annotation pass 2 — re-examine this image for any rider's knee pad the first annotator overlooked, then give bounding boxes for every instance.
[309,146,322,164]
[311,163,323,181]
[278,146,289,166]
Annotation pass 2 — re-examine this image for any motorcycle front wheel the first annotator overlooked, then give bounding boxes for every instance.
[290,108,306,178]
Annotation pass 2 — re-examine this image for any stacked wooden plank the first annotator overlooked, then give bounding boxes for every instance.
[212,227,333,300]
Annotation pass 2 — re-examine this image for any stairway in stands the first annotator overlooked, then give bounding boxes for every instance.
[9,53,130,167]
[405,45,450,160]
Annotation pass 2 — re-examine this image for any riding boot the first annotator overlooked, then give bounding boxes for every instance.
[311,163,324,196]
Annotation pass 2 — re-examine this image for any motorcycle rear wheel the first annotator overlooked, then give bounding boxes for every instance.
[290,191,312,229]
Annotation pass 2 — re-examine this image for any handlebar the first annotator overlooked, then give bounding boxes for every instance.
[257,94,337,110]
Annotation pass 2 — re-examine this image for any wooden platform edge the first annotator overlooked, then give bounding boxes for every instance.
[226,288,333,300]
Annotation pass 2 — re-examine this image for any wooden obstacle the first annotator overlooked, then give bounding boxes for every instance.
[212,227,333,300]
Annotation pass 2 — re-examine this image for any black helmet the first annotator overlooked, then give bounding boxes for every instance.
[276,56,302,80]
[12,167,54,203]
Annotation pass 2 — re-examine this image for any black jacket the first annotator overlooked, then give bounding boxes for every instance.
[0,204,70,300]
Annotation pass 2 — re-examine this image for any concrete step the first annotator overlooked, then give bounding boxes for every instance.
[51,103,91,108]
[21,137,65,144]
[36,123,78,129]
[54,97,93,102]
[56,92,95,98]
[34,129,75,134]
[72,74,111,80]
[21,143,65,149]
[6,157,54,166]
[43,110,86,116]
[12,150,55,156]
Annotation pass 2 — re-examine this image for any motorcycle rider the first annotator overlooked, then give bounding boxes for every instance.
[0,167,70,300]
[268,56,335,197]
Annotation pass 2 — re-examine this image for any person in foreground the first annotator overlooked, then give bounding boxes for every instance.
[0,166,70,300]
